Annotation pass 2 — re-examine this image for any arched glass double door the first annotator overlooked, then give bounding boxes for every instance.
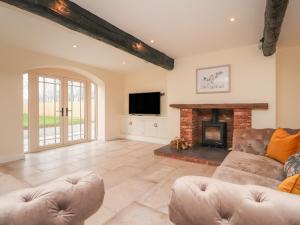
[27,71,97,152]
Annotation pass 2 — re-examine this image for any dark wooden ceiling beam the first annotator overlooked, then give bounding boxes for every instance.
[1,0,174,70]
[261,0,289,56]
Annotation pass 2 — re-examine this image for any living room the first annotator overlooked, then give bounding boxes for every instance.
[0,0,300,224]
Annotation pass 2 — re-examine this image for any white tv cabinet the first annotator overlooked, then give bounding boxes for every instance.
[120,115,169,144]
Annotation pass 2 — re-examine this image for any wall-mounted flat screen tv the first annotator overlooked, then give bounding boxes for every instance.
[129,92,160,115]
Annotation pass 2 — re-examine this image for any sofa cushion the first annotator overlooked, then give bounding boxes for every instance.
[213,166,280,188]
[232,128,274,155]
[266,128,300,164]
[284,152,300,177]
[0,172,29,196]
[232,128,300,156]
[278,174,300,195]
[220,151,285,181]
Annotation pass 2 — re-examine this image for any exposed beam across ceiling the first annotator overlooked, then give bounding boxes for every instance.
[261,0,289,56]
[1,0,174,70]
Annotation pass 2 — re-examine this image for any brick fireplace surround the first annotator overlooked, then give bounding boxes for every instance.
[170,104,269,148]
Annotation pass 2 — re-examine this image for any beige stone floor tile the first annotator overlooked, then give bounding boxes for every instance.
[76,149,105,160]
[23,155,59,166]
[101,166,143,189]
[137,178,174,214]
[126,155,162,170]
[4,158,36,169]
[127,148,154,158]
[120,140,144,146]
[168,164,216,180]
[69,155,110,170]
[86,207,116,225]
[103,202,173,225]
[98,156,137,170]
[138,163,177,183]
[21,164,79,186]
[101,148,135,158]
[59,155,88,164]
[34,160,67,171]
[26,151,58,159]
[126,143,152,150]
[89,165,109,178]
[103,178,156,213]
[3,165,41,179]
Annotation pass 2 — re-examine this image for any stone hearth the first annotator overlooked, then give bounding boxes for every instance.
[170,103,268,147]
[154,145,228,166]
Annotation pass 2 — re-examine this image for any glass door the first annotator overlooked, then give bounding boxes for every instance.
[27,72,96,152]
[38,76,63,148]
[63,79,87,144]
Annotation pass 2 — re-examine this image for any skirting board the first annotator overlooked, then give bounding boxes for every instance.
[0,154,25,165]
[120,135,170,145]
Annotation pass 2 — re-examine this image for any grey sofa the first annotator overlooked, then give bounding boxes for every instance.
[169,129,300,225]
[0,171,105,225]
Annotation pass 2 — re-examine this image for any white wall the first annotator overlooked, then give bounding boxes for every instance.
[0,43,124,162]
[167,45,276,138]
[277,46,300,128]
[0,64,24,163]
[123,67,168,116]
[123,45,277,140]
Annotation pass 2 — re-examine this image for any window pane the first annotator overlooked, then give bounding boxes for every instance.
[39,76,61,146]
[68,80,85,141]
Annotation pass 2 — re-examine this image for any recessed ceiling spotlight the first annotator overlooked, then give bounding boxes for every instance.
[230,17,235,22]
[150,40,155,44]
[73,44,78,48]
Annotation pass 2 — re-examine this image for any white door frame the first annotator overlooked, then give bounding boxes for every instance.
[27,71,97,152]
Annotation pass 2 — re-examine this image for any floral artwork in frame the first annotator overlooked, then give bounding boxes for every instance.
[196,65,231,93]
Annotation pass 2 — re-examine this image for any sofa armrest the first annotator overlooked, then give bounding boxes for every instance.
[0,171,104,225]
[169,176,300,225]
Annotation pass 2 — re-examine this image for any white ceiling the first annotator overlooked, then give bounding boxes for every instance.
[73,0,267,58]
[0,0,299,73]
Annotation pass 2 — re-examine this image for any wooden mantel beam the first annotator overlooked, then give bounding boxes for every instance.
[261,0,289,56]
[169,103,269,110]
[1,0,174,70]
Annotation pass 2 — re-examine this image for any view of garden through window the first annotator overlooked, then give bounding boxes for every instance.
[23,74,97,150]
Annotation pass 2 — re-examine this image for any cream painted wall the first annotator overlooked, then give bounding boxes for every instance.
[123,45,277,140]
[0,43,124,162]
[277,46,300,128]
[167,45,277,139]
[123,68,168,116]
[0,64,24,162]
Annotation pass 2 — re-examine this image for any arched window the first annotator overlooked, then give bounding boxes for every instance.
[23,69,99,152]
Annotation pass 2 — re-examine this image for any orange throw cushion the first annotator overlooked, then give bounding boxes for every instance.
[266,128,300,164]
[278,174,300,195]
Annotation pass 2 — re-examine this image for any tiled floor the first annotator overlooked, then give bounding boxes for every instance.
[0,139,216,225]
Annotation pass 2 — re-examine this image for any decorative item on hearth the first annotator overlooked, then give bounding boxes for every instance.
[170,137,189,150]
[196,65,231,93]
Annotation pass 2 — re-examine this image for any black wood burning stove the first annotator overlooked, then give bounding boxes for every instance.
[202,109,227,148]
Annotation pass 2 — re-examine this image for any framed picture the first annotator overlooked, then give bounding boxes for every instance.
[196,65,231,93]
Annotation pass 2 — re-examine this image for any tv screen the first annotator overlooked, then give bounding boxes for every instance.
[129,92,160,115]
